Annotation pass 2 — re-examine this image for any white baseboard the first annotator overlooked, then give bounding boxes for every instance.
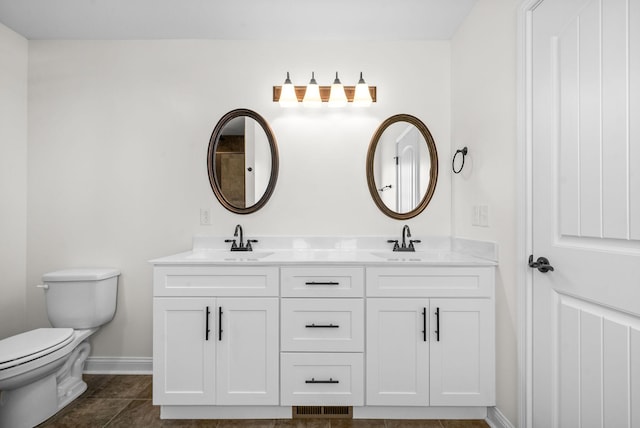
[83,356,152,374]
[486,407,515,428]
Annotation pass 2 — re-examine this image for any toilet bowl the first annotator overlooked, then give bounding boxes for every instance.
[0,268,119,428]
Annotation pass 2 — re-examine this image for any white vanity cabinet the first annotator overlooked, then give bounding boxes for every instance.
[280,267,365,406]
[151,246,496,420]
[153,266,280,407]
[366,266,495,407]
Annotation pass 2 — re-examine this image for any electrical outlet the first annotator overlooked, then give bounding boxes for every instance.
[200,208,211,225]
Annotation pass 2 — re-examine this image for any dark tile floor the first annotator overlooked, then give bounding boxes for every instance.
[37,375,490,428]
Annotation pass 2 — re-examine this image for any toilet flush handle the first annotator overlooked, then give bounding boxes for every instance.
[36,284,49,290]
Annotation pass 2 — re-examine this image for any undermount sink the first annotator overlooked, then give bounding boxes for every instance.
[369,251,447,262]
[186,251,275,261]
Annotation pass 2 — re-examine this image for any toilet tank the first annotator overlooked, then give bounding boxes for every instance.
[42,268,120,329]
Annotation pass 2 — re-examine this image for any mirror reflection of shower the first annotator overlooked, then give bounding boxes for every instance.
[215,117,272,208]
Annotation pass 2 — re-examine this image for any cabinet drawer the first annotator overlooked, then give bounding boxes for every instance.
[281,299,364,352]
[281,353,364,406]
[154,266,279,296]
[366,266,494,298]
[281,267,364,297]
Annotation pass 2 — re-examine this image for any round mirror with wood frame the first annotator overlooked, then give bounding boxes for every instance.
[207,109,279,214]
[366,114,438,220]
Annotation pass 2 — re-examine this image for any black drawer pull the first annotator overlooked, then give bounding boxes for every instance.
[305,281,340,286]
[305,378,339,384]
[435,307,440,342]
[305,323,340,328]
[422,307,427,342]
[205,306,211,341]
[218,306,223,341]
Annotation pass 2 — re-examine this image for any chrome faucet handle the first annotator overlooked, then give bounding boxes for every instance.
[246,239,258,251]
[387,240,400,251]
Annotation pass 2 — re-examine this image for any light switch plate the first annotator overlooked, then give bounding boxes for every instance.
[200,208,211,225]
[472,205,489,227]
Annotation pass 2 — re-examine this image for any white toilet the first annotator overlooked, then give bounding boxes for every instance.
[0,268,119,428]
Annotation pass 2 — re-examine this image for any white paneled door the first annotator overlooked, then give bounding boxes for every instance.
[531,0,640,427]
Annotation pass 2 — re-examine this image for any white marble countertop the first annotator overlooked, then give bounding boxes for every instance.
[150,236,497,267]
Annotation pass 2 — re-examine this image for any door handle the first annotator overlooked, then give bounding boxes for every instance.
[528,255,555,273]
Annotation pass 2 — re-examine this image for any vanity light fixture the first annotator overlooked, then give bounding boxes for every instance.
[353,72,373,107]
[302,72,322,108]
[273,72,377,106]
[328,72,348,108]
[278,72,299,108]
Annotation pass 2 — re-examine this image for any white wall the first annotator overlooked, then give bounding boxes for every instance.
[451,0,519,425]
[0,23,28,339]
[26,40,452,357]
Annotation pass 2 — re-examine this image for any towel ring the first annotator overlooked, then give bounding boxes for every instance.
[452,147,468,174]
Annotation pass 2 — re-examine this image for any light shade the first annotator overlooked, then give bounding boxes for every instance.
[328,72,348,108]
[278,72,298,108]
[353,72,373,107]
[303,72,322,108]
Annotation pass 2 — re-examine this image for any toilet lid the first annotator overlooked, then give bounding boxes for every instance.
[0,328,74,370]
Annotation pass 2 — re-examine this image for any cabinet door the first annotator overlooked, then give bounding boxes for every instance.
[366,298,429,405]
[216,297,279,405]
[429,298,495,406]
[153,298,215,405]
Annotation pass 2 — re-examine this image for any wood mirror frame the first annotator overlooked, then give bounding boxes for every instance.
[207,109,279,214]
[366,114,439,220]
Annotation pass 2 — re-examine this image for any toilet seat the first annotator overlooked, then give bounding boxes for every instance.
[0,328,74,371]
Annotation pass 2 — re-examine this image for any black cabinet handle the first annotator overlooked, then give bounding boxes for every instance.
[218,306,223,341]
[205,306,211,341]
[305,323,339,328]
[435,307,440,342]
[305,281,340,286]
[422,307,427,342]
[305,378,339,384]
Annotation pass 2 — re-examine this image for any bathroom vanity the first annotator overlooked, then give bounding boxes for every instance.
[151,236,496,420]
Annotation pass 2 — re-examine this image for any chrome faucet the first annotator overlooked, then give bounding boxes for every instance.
[225,224,258,251]
[387,225,421,252]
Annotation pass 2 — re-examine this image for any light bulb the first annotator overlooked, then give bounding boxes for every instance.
[303,72,322,108]
[353,72,372,107]
[328,72,347,108]
[278,72,298,108]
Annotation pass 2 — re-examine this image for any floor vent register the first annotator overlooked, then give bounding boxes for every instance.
[292,406,353,419]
